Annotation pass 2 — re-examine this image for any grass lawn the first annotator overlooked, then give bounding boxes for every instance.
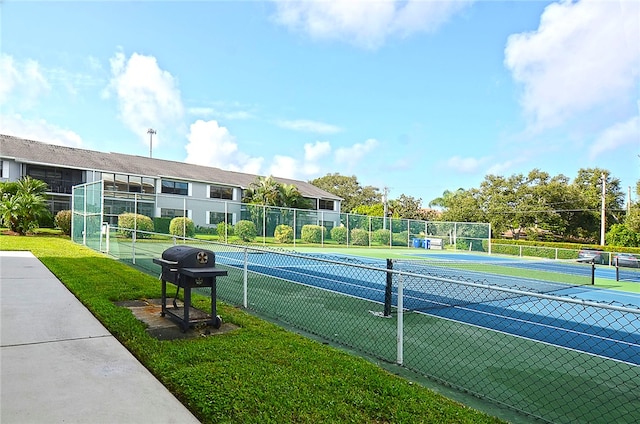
[0,234,507,424]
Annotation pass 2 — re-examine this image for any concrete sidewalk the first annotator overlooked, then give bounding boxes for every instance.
[0,251,200,424]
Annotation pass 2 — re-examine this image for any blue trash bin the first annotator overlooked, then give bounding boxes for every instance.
[412,238,421,248]
[425,239,431,249]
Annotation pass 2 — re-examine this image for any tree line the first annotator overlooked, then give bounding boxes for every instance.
[308,168,640,247]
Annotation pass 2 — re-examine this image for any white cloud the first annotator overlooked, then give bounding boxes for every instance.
[271,0,471,49]
[269,155,299,179]
[335,138,378,166]
[105,51,184,147]
[1,113,83,148]
[446,155,486,174]
[0,54,50,109]
[277,119,342,134]
[304,141,331,162]
[590,114,640,159]
[188,107,252,121]
[185,120,263,174]
[505,0,640,131]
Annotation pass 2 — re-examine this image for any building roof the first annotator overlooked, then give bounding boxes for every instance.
[0,134,342,201]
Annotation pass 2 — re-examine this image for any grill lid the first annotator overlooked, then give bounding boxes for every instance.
[160,246,215,268]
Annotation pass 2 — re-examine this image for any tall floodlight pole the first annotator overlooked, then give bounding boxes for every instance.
[147,128,156,158]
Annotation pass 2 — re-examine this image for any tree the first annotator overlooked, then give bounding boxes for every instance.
[243,176,311,209]
[309,173,381,212]
[278,183,312,209]
[440,188,485,224]
[570,168,624,242]
[243,176,281,206]
[429,188,465,209]
[351,203,384,216]
[390,194,425,220]
[0,176,51,235]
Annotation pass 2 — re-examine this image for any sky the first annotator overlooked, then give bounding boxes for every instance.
[1,0,639,206]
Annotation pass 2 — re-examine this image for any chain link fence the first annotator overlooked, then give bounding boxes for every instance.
[97,228,639,424]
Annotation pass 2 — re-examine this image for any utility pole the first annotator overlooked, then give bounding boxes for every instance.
[383,187,389,230]
[147,128,156,158]
[600,172,606,246]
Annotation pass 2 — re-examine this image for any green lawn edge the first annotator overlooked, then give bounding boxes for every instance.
[1,235,514,424]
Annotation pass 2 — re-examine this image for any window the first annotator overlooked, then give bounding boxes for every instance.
[318,199,334,211]
[161,180,189,196]
[209,185,233,200]
[142,178,155,194]
[161,208,187,218]
[208,212,233,226]
[25,165,83,194]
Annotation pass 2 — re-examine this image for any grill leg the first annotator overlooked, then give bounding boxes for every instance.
[211,280,221,329]
[161,280,167,317]
[183,287,191,332]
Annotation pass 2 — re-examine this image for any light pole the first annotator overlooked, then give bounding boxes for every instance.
[147,128,156,158]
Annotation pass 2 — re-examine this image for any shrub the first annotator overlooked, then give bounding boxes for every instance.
[117,213,154,238]
[54,210,72,235]
[235,220,257,242]
[216,222,234,242]
[195,225,217,235]
[301,225,325,244]
[274,224,294,243]
[330,226,348,245]
[350,228,369,246]
[372,228,390,245]
[392,231,409,246]
[153,217,172,234]
[169,217,195,238]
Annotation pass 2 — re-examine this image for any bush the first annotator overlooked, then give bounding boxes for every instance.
[169,217,195,238]
[350,228,369,246]
[153,217,172,234]
[392,231,409,246]
[235,220,257,242]
[118,213,154,238]
[274,224,294,243]
[330,226,348,245]
[216,222,234,242]
[301,225,325,244]
[195,225,217,235]
[372,229,390,245]
[54,210,72,235]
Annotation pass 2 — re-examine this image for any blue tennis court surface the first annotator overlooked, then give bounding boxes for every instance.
[215,250,640,366]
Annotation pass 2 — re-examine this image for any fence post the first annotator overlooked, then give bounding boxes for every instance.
[105,223,110,254]
[243,247,248,308]
[396,272,404,366]
[384,259,393,317]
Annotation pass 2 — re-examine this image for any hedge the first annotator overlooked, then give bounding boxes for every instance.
[169,217,195,238]
[330,227,348,245]
[301,225,325,244]
[117,213,154,238]
[274,224,294,243]
[235,220,257,242]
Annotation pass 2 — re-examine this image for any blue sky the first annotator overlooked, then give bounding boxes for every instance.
[2,0,638,206]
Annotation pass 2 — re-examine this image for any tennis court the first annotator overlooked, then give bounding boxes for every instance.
[215,249,640,366]
[104,233,639,423]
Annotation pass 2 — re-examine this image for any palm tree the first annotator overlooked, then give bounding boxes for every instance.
[243,176,281,206]
[0,177,50,235]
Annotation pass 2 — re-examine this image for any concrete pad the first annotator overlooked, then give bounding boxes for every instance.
[1,337,199,424]
[1,252,111,346]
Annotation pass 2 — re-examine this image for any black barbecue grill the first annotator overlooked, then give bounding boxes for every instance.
[153,246,228,332]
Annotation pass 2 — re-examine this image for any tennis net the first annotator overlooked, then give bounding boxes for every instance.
[388,257,595,312]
